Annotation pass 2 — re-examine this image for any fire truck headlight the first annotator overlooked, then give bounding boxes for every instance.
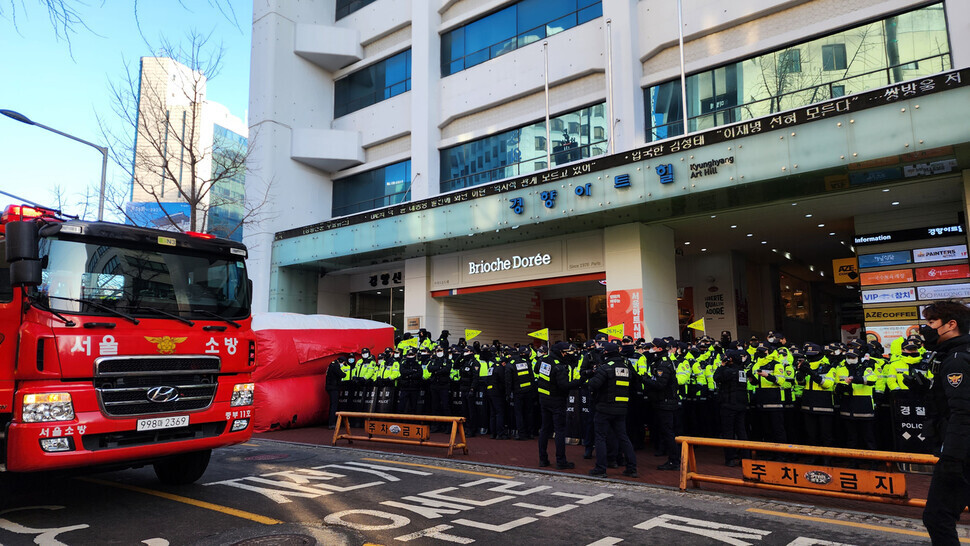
[22,393,75,423]
[40,437,74,452]
[231,419,250,432]
[230,383,254,407]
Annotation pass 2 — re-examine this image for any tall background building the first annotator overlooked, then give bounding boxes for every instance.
[128,56,248,242]
[246,0,970,345]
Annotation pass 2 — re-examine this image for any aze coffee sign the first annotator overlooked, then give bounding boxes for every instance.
[864,306,919,322]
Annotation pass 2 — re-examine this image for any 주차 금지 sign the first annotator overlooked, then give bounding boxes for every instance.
[365,420,430,440]
[917,283,970,300]
[913,244,968,263]
[742,460,907,497]
[915,264,970,282]
[857,250,912,269]
[860,269,914,286]
[865,306,919,322]
[862,287,916,304]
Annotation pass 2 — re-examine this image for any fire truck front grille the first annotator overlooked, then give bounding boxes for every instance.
[95,356,221,376]
[80,421,227,451]
[96,374,219,416]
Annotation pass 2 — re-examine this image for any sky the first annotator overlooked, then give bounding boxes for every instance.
[0,0,252,218]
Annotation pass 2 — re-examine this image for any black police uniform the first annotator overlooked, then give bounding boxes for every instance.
[506,351,536,440]
[397,354,423,414]
[641,350,680,470]
[714,350,750,465]
[325,358,347,428]
[427,351,453,432]
[587,345,637,477]
[537,343,582,468]
[921,332,970,545]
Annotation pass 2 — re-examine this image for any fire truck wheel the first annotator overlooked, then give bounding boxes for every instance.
[152,449,212,485]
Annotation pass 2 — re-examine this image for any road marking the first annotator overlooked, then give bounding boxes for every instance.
[79,478,283,525]
[746,508,970,543]
[361,458,513,479]
[241,443,260,446]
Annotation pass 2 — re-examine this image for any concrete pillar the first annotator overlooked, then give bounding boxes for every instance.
[604,223,678,340]
[409,0,441,201]
[403,256,441,335]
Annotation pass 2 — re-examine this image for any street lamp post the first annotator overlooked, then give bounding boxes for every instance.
[1,109,109,221]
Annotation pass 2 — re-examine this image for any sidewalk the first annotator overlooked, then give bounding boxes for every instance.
[255,425,933,521]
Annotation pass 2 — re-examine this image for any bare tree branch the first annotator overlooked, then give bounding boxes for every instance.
[96,30,268,240]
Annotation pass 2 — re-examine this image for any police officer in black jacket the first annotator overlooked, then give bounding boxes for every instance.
[537,342,582,469]
[641,340,680,470]
[714,348,750,467]
[918,301,970,545]
[326,356,347,429]
[587,342,637,478]
[427,346,453,432]
[397,349,423,414]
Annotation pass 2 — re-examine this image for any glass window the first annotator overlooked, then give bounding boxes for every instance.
[334,50,411,117]
[35,239,250,319]
[332,160,412,216]
[336,0,379,20]
[0,241,11,302]
[778,49,801,73]
[644,2,950,141]
[440,102,608,192]
[442,0,601,77]
[822,43,847,71]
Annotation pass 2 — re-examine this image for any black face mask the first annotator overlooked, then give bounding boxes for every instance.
[807,354,823,362]
[919,324,940,349]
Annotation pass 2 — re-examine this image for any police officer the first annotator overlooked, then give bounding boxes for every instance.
[456,345,481,437]
[795,343,836,462]
[749,342,790,448]
[483,347,509,439]
[536,342,582,469]
[918,301,970,544]
[835,348,878,457]
[641,339,680,471]
[326,356,348,429]
[397,349,423,414]
[714,349,751,466]
[427,344,453,432]
[587,342,637,478]
[507,345,537,440]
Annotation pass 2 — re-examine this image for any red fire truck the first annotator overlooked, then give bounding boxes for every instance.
[0,204,255,483]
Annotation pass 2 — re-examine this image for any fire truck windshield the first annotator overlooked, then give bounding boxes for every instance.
[34,238,249,320]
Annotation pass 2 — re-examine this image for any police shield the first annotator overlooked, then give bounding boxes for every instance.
[375,384,396,413]
[890,390,933,454]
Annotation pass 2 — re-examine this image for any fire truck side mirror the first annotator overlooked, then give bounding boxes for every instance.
[247,279,253,307]
[5,221,42,287]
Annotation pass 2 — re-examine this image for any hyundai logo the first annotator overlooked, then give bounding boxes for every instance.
[147,386,180,403]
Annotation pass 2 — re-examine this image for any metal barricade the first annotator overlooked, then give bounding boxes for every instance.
[332,411,468,456]
[677,436,940,508]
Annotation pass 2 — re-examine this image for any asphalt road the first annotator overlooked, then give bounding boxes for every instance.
[0,439,943,545]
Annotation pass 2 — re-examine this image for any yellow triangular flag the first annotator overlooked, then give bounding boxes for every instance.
[598,324,624,339]
[400,337,419,348]
[465,329,482,341]
[687,318,706,331]
[527,328,549,341]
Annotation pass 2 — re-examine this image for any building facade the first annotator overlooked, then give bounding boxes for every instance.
[246,0,970,345]
[129,57,249,242]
